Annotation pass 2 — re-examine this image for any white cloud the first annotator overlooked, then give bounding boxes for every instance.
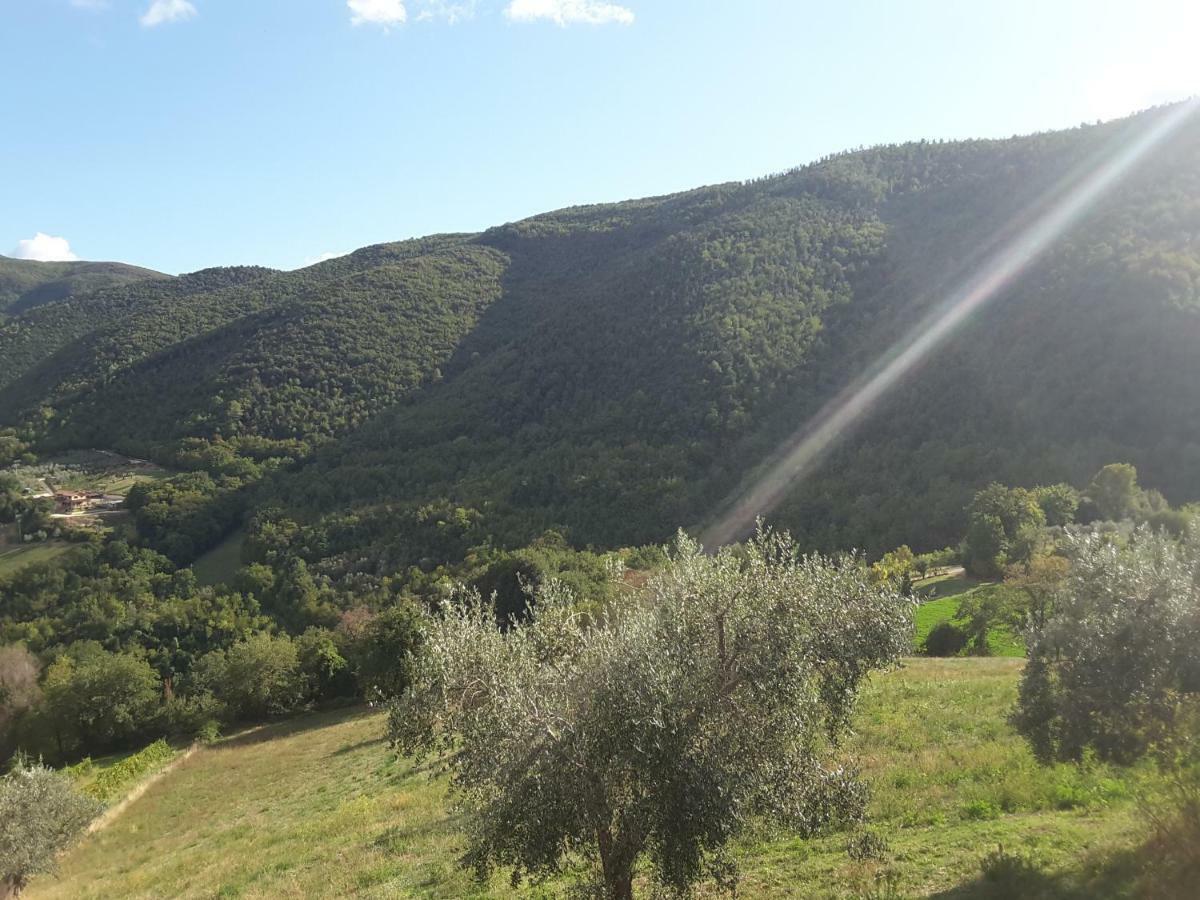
[10,233,80,263]
[414,0,477,23]
[505,0,633,26]
[140,0,197,28]
[348,0,407,27]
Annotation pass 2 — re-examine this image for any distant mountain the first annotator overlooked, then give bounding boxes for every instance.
[1,105,1197,564]
[0,256,168,316]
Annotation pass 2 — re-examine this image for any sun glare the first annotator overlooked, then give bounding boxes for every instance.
[700,98,1200,549]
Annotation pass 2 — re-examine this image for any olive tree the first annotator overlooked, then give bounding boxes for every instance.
[389,528,912,898]
[1013,528,1200,764]
[0,760,101,898]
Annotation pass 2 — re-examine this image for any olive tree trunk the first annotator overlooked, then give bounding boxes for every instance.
[597,827,636,900]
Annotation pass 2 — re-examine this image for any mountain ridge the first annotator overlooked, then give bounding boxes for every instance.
[1,104,1198,565]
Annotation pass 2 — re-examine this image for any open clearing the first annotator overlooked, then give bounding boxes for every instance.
[192,529,247,586]
[912,574,1025,657]
[31,659,1160,899]
[0,540,74,580]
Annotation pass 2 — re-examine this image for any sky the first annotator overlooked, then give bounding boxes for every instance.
[3,0,1198,274]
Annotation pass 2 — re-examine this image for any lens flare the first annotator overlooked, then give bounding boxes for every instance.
[701,99,1200,549]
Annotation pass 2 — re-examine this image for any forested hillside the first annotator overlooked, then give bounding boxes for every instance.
[0,256,167,317]
[2,105,1198,568]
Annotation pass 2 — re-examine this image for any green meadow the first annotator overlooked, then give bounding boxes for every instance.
[31,659,1167,899]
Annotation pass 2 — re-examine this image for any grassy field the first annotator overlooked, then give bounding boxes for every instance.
[912,575,1025,657]
[31,659,1166,899]
[193,529,247,586]
[0,540,74,580]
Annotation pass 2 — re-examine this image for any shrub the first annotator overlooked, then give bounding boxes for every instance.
[348,603,424,701]
[980,844,1042,890]
[0,759,101,896]
[923,621,969,657]
[39,643,161,757]
[1013,529,1200,764]
[847,830,890,862]
[296,627,354,702]
[962,799,1001,820]
[161,692,226,740]
[84,739,176,803]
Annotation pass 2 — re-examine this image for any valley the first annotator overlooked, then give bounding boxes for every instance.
[4,100,1200,900]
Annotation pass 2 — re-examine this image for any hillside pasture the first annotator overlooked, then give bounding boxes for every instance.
[30,659,1166,899]
[913,575,1025,657]
[192,529,247,586]
[0,539,74,581]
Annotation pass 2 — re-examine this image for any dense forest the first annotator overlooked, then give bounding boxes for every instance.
[1,105,1199,578]
[0,255,167,317]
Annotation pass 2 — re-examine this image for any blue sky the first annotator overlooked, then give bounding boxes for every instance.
[4,0,1198,274]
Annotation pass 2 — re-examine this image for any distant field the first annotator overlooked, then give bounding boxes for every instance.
[0,541,74,580]
[912,574,1025,657]
[33,659,1162,899]
[192,530,247,586]
[10,450,171,496]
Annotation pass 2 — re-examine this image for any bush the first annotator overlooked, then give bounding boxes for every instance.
[39,643,161,758]
[847,829,890,862]
[924,621,969,657]
[84,739,176,803]
[348,603,424,701]
[980,844,1042,889]
[963,799,1002,821]
[160,692,225,740]
[296,627,354,702]
[1013,529,1200,764]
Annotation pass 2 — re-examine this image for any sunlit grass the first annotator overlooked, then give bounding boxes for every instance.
[32,660,1159,899]
[913,577,1025,657]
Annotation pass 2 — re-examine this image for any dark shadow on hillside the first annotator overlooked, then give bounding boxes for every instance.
[213,704,377,751]
[930,844,1148,900]
[329,735,387,757]
[916,574,984,603]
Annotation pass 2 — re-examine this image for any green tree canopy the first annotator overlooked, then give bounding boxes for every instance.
[40,644,160,757]
[1014,529,1200,765]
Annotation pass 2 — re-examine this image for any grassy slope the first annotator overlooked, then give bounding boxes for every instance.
[33,660,1159,899]
[913,575,1025,657]
[0,541,74,580]
[192,529,247,586]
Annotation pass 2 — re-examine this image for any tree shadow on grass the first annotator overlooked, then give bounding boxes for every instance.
[213,705,377,751]
[329,735,388,757]
[931,843,1154,900]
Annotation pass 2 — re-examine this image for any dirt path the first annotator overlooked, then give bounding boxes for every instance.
[87,744,199,834]
[86,723,272,834]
